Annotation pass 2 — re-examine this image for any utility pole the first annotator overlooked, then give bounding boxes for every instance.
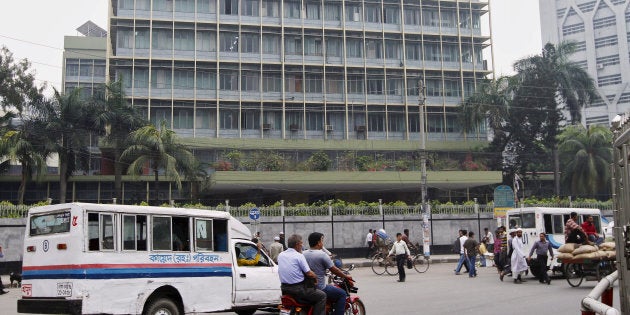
[418,78,430,256]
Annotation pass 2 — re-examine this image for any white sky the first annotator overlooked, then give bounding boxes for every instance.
[0,0,542,95]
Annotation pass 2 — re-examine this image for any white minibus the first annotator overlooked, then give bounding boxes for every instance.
[17,203,280,315]
[505,207,606,275]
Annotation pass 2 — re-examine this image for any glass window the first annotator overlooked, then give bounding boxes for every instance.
[197,0,217,13]
[383,6,400,24]
[29,211,71,236]
[174,109,194,129]
[220,70,238,90]
[221,0,239,14]
[80,60,93,77]
[364,5,381,23]
[101,214,115,250]
[214,220,229,251]
[66,59,79,77]
[304,37,322,56]
[220,31,240,52]
[404,8,420,25]
[263,73,282,92]
[262,0,280,17]
[197,70,217,89]
[152,216,172,250]
[196,31,217,52]
[553,215,564,234]
[306,112,323,130]
[305,2,320,19]
[346,38,362,57]
[175,30,195,50]
[220,108,239,129]
[284,0,301,18]
[242,0,259,16]
[241,33,260,53]
[195,219,214,251]
[325,3,341,21]
[368,112,385,131]
[235,242,271,266]
[242,110,260,129]
[152,29,173,50]
[176,0,195,12]
[263,34,280,54]
[241,71,260,91]
[123,215,148,251]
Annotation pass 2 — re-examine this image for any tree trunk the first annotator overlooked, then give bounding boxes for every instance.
[59,158,68,203]
[114,148,123,203]
[553,144,560,196]
[153,166,160,205]
[18,166,27,205]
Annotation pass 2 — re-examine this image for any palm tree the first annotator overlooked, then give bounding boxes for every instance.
[459,76,513,135]
[121,120,198,204]
[32,88,94,203]
[558,124,612,198]
[513,42,597,195]
[0,119,51,204]
[94,80,147,202]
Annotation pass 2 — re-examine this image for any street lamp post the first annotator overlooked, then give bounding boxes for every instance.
[418,78,430,256]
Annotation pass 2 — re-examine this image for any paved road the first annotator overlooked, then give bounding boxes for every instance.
[1,263,621,315]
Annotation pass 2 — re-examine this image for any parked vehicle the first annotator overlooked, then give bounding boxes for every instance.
[506,207,604,276]
[17,203,280,315]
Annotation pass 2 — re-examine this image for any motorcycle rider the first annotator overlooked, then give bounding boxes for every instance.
[304,232,355,315]
[278,234,327,315]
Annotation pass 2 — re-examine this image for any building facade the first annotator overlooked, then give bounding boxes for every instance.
[108,0,492,141]
[540,0,630,126]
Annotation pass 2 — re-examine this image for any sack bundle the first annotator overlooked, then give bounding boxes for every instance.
[600,242,615,251]
[557,252,574,260]
[574,252,597,259]
[559,243,579,253]
[572,245,598,255]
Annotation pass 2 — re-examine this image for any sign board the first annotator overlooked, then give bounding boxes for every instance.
[249,208,260,220]
[493,185,515,218]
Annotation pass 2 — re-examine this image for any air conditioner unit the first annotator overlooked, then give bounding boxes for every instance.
[290,124,299,131]
[262,123,271,131]
[355,125,366,132]
[325,124,333,131]
[597,63,605,70]
[353,12,360,22]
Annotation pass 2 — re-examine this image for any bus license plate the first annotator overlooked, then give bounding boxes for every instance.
[56,282,73,297]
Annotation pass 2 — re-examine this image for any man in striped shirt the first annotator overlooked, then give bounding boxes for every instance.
[565,212,588,244]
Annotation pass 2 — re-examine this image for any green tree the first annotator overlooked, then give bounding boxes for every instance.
[32,88,94,203]
[0,46,44,112]
[513,42,597,195]
[558,124,612,198]
[306,151,331,171]
[0,119,51,204]
[122,120,198,204]
[94,80,147,202]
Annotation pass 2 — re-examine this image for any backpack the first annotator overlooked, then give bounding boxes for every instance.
[452,238,460,253]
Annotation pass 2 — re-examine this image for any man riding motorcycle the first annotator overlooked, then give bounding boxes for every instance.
[303,232,355,315]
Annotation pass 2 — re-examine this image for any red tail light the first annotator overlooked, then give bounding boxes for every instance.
[57,243,67,250]
[26,246,36,252]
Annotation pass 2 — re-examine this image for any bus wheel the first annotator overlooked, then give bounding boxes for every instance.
[235,310,256,315]
[144,298,180,315]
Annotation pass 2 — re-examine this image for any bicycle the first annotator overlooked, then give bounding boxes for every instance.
[407,242,430,273]
[371,252,398,275]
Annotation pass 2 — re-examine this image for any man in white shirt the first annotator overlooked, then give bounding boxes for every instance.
[365,229,373,258]
[454,230,469,275]
[389,233,411,282]
[484,227,495,252]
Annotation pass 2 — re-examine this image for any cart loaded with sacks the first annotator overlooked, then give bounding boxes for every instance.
[557,242,617,287]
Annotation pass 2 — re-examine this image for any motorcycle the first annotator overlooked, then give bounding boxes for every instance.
[279,267,365,315]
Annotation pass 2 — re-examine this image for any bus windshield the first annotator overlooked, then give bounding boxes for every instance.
[29,211,71,236]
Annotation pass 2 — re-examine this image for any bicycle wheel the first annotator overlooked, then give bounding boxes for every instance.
[345,299,366,315]
[371,254,386,275]
[564,263,584,287]
[413,255,430,273]
[385,257,399,276]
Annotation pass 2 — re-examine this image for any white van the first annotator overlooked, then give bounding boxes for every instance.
[17,203,281,315]
[505,207,605,274]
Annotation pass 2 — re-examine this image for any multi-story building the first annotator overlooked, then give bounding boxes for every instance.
[101,0,499,204]
[62,21,108,98]
[540,0,630,126]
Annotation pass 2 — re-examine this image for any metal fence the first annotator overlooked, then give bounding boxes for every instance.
[0,202,613,218]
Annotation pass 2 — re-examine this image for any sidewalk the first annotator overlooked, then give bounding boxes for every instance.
[342,254,461,268]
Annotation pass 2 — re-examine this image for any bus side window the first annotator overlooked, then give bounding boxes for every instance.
[123,215,147,251]
[553,215,563,234]
[543,214,552,234]
[101,214,115,250]
[195,219,213,251]
[214,220,228,252]
[88,213,99,251]
[172,217,190,252]
[152,216,172,251]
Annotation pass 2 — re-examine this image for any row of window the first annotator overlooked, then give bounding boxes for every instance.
[117,0,482,29]
[116,28,483,63]
[144,106,460,133]
[87,212,229,252]
[116,68,474,97]
[65,59,106,78]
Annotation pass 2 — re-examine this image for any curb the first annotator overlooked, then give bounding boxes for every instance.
[343,257,460,268]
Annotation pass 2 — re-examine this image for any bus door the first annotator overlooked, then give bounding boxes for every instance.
[232,241,280,306]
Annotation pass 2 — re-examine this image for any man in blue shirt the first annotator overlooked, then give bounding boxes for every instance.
[527,232,554,285]
[304,232,354,315]
[277,234,326,315]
